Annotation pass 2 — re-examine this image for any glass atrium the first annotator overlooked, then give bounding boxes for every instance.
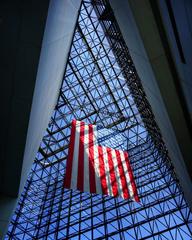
[6,0,192,239]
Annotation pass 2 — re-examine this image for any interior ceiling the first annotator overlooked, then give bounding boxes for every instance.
[6,0,192,239]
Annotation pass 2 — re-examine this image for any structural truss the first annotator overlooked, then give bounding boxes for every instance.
[6,0,192,239]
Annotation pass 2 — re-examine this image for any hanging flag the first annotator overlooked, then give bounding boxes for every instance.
[64,120,139,202]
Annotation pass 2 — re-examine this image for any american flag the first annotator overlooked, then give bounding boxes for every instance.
[64,120,139,202]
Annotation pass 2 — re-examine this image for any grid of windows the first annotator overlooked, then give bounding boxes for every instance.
[6,0,192,239]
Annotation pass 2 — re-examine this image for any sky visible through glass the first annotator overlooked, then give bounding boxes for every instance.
[6,0,192,239]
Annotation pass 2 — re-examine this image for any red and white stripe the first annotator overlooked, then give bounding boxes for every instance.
[64,120,139,202]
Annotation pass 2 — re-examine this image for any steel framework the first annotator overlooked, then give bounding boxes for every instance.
[6,0,192,239]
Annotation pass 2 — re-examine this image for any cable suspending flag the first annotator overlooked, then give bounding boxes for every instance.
[64,120,140,202]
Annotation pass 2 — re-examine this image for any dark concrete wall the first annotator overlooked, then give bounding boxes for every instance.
[0,0,82,237]
[0,0,50,197]
[0,0,50,237]
[158,0,192,120]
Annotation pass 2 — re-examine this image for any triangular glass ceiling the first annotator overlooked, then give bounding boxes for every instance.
[6,0,192,239]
